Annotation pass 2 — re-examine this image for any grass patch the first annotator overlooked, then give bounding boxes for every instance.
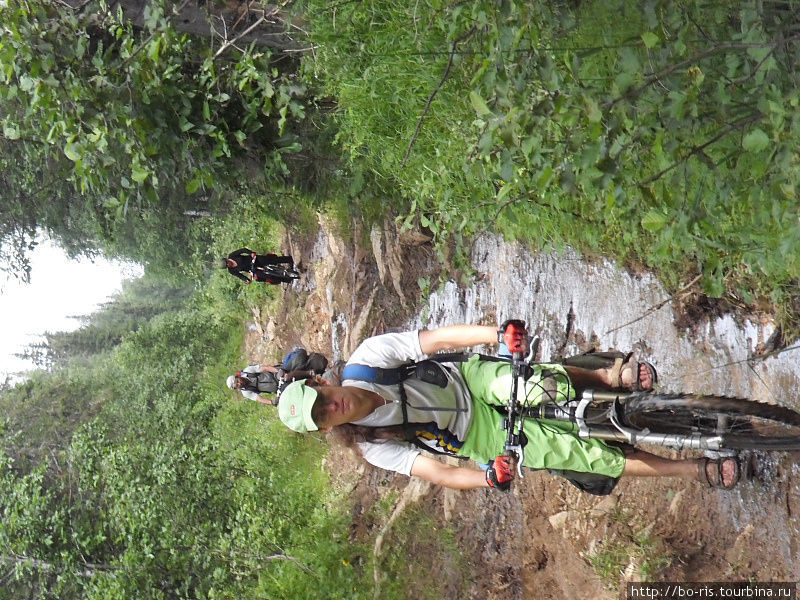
[588,518,674,587]
[369,504,468,600]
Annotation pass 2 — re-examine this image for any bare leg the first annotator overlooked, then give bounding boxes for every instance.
[622,449,698,478]
[564,360,653,391]
[622,449,737,485]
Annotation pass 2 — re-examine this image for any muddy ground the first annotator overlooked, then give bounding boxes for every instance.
[244,218,800,599]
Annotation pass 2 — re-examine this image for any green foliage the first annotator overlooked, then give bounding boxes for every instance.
[191,193,297,317]
[27,276,193,370]
[0,366,111,471]
[0,283,384,599]
[297,0,496,266]
[0,0,309,274]
[299,0,800,328]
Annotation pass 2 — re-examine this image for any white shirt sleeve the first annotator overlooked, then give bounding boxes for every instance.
[358,440,421,476]
[347,330,427,476]
[240,389,260,402]
[347,331,426,368]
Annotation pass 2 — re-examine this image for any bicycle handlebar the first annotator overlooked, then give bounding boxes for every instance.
[502,319,530,479]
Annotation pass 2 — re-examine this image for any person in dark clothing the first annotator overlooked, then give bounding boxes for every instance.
[222,248,294,284]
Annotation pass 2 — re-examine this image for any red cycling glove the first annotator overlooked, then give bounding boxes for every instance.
[486,455,515,491]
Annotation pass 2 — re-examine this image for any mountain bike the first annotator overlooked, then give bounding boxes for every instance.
[499,321,800,477]
[250,262,300,284]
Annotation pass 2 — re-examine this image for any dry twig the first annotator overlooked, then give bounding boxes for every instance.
[605,274,702,335]
[401,26,477,167]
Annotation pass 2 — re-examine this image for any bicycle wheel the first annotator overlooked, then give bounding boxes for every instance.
[623,393,800,450]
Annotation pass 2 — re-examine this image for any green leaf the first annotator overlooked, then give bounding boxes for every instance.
[3,123,21,140]
[746,46,771,62]
[496,183,512,203]
[64,142,81,161]
[536,166,553,189]
[584,97,602,123]
[131,166,149,182]
[641,32,660,49]
[469,91,492,116]
[147,37,162,62]
[19,75,35,92]
[185,177,202,194]
[742,128,769,152]
[641,211,667,232]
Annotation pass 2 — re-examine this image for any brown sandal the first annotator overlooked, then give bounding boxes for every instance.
[697,457,740,489]
[608,353,658,391]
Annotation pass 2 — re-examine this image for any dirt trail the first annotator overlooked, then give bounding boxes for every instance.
[246,220,800,599]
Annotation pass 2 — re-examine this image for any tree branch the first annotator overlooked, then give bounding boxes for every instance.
[117,0,192,71]
[214,13,269,59]
[0,553,117,578]
[605,274,702,335]
[606,35,800,109]
[638,113,762,187]
[260,554,317,574]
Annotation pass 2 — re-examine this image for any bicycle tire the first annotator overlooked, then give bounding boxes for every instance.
[623,393,800,450]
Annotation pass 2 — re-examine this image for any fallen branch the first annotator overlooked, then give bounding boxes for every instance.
[401,26,477,168]
[605,274,702,335]
[214,14,268,59]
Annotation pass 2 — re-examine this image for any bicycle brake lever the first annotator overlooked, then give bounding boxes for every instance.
[526,335,539,364]
[505,444,525,479]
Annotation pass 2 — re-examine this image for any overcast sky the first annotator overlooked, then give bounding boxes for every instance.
[0,237,143,382]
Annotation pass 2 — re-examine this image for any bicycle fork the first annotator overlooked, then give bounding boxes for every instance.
[572,390,726,452]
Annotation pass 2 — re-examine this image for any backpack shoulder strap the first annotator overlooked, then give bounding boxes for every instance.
[397,379,467,459]
[341,363,414,385]
[341,352,508,384]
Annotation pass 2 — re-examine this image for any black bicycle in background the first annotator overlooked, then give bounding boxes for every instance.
[250,260,300,285]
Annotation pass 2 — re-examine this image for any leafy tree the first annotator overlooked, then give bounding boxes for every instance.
[28,276,193,369]
[0,0,310,275]
[0,295,375,598]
